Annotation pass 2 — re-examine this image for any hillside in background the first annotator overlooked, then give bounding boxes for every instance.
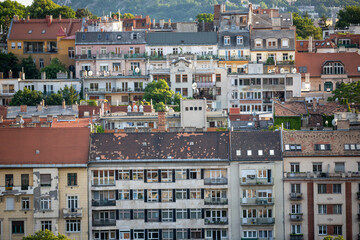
[54,0,360,21]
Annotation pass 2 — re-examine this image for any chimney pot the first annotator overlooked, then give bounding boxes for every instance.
[41,71,46,80]
[157,111,166,132]
[62,99,66,109]
[47,115,53,122]
[20,105,27,113]
[37,104,43,112]
[16,115,23,124]
[8,70,13,79]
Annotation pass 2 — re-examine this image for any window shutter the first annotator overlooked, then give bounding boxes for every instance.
[326,144,331,150]
[144,170,147,182]
[130,229,133,239]
[201,229,205,238]
[158,169,162,182]
[201,169,204,179]
[187,209,190,219]
[115,170,118,180]
[130,190,133,200]
[159,209,162,222]
[116,190,119,200]
[145,229,148,240]
[187,229,191,239]
[201,208,205,218]
[186,169,190,179]
[187,189,190,199]
[326,184,333,194]
[158,189,162,202]
[144,189,148,202]
[130,209,133,219]
[327,205,333,214]
[173,229,177,240]
[159,229,163,240]
[172,169,176,182]
[144,209,148,222]
[328,225,334,235]
[129,170,133,180]
[173,189,176,202]
[116,230,120,239]
[201,189,204,199]
[116,210,119,220]
[173,209,176,222]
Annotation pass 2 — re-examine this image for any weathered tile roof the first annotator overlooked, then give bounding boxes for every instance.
[283,130,360,157]
[230,131,282,161]
[309,102,348,115]
[274,101,308,117]
[90,132,229,161]
[0,128,90,165]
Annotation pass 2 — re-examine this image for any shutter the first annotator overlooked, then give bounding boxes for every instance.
[144,189,148,202]
[129,170,133,180]
[116,210,119,220]
[201,208,205,218]
[158,189,162,202]
[116,190,119,200]
[158,169,162,182]
[186,169,190,179]
[327,205,333,214]
[173,229,177,240]
[328,225,334,235]
[326,184,333,194]
[172,169,176,182]
[145,229,148,240]
[173,189,176,202]
[187,209,190,219]
[173,209,176,222]
[187,189,190,199]
[144,170,147,182]
[187,229,191,239]
[115,170,118,180]
[201,229,205,238]
[327,144,331,150]
[130,229,133,239]
[201,189,204,199]
[159,229,162,240]
[201,169,204,179]
[130,209,133,219]
[130,190,133,200]
[144,209,148,222]
[116,230,120,240]
[159,209,162,222]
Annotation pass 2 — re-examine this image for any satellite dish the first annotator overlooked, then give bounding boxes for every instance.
[332,119,337,126]
[292,68,297,74]
[280,68,285,73]
[192,82,197,90]
[88,71,93,76]
[135,67,140,73]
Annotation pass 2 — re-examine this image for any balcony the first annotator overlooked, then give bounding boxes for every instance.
[75,54,97,60]
[240,198,274,205]
[289,193,303,201]
[204,198,228,205]
[124,53,146,59]
[286,172,308,178]
[219,55,250,61]
[92,219,116,227]
[85,88,144,94]
[91,199,116,207]
[196,82,215,88]
[204,217,228,225]
[197,54,218,60]
[241,218,275,225]
[289,213,303,221]
[63,208,83,218]
[0,185,33,195]
[204,177,228,185]
[338,43,358,48]
[290,234,303,240]
[240,177,273,185]
[147,55,166,60]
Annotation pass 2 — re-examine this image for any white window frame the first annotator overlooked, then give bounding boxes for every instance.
[161,170,172,182]
[147,189,158,202]
[224,36,230,45]
[66,219,81,233]
[319,225,327,235]
[237,36,243,45]
[132,170,144,180]
[40,197,51,210]
[161,189,173,202]
[162,209,173,222]
[176,209,188,219]
[67,196,78,209]
[21,197,30,210]
[147,169,158,182]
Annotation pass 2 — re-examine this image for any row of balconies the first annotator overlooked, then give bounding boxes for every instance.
[62,208,83,218]
[84,87,144,94]
[241,217,275,225]
[240,198,274,205]
[285,171,358,179]
[240,177,274,185]
[76,53,147,60]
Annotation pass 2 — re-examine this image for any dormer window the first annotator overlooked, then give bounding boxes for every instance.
[132,33,138,40]
[97,34,102,40]
[105,34,109,40]
[267,39,277,48]
[117,35,121,40]
[82,34,85,40]
[255,39,262,48]
[236,36,243,45]
[338,39,350,45]
[28,30,32,34]
[322,62,345,75]
[282,39,289,48]
[224,36,230,45]
[41,30,46,34]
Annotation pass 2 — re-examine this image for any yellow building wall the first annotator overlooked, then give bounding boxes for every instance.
[58,168,88,240]
[218,60,248,73]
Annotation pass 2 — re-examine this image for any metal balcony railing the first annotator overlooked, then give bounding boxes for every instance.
[204,217,228,225]
[240,177,273,185]
[204,198,228,205]
[91,199,116,206]
[204,178,228,185]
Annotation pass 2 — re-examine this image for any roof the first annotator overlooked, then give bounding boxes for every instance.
[274,101,308,117]
[309,102,348,115]
[90,132,229,161]
[250,29,295,50]
[0,128,90,165]
[8,18,82,40]
[295,52,360,77]
[230,131,282,161]
[146,32,218,46]
[6,105,78,119]
[283,130,360,157]
[251,12,293,29]
[0,118,91,128]
[218,31,250,48]
[75,31,146,45]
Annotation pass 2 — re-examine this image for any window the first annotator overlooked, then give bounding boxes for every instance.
[237,36,243,45]
[190,229,202,239]
[318,184,327,194]
[243,231,257,238]
[68,47,74,58]
[147,169,158,182]
[40,197,51,210]
[130,62,140,71]
[120,230,131,240]
[175,169,187,179]
[161,170,173,182]
[224,36,230,45]
[6,197,14,210]
[12,221,24,234]
[133,209,145,219]
[5,174,13,189]
[119,190,130,200]
[118,170,130,180]
[148,230,159,240]
[176,209,188,219]
[290,163,300,172]
[314,144,331,151]
[11,42,15,49]
[22,197,30,210]
[285,144,302,151]
[67,173,77,186]
[333,184,341,193]
[291,224,301,234]
[119,210,131,219]
[163,230,173,240]
[334,204,342,214]
[176,189,187,199]
[190,209,202,219]
[323,62,345,75]
[148,189,158,202]
[318,204,327,214]
[335,162,345,173]
[67,196,78,209]
[133,190,144,200]
[216,74,221,82]
[148,210,159,221]
[162,189,173,202]
[282,39,289,47]
[99,64,108,72]
[176,74,181,83]
[173,48,178,54]
[291,204,301,214]
[255,39,262,48]
[133,170,144,180]
[269,149,274,155]
[92,170,114,185]
[66,220,80,232]
[319,225,327,235]
[40,174,51,187]
[182,75,188,83]
[267,39,277,47]
[313,163,322,173]
[247,150,252,156]
[258,150,263,156]
[283,53,289,60]
[162,209,173,222]
[190,169,200,179]
[334,225,342,235]
[299,66,307,73]
[236,150,241,156]
[17,42,22,49]
[291,184,301,193]
[113,63,121,72]
[190,189,201,199]
[41,221,52,231]
[176,229,187,239]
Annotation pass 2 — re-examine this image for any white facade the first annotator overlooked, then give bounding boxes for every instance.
[145,45,218,57]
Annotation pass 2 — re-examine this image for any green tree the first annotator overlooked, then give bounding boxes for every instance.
[27,0,75,19]
[293,12,322,40]
[0,52,21,78]
[23,229,71,240]
[76,8,96,19]
[196,13,214,23]
[10,88,43,106]
[41,58,68,79]
[45,92,62,105]
[51,5,76,18]
[20,56,39,79]
[336,6,360,28]
[328,82,360,104]
[61,85,79,105]
[319,14,329,28]
[260,2,268,9]
[0,0,27,42]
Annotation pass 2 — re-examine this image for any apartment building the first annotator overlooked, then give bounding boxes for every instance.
[0,76,20,105]
[88,131,230,240]
[283,130,360,240]
[0,128,90,240]
[229,131,284,240]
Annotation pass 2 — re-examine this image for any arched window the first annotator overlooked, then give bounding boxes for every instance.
[322,62,345,75]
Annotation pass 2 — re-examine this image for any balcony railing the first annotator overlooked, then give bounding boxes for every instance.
[197,54,219,60]
[85,88,144,94]
[204,177,228,185]
[219,55,250,61]
[240,177,273,185]
[204,217,228,225]
[240,198,274,205]
[91,199,116,206]
[92,219,116,226]
[124,53,146,59]
[290,234,303,240]
[0,185,33,195]
[338,43,358,48]
[204,198,228,205]
[290,213,303,221]
[63,208,83,218]
[289,193,303,201]
[286,172,308,178]
[241,218,275,225]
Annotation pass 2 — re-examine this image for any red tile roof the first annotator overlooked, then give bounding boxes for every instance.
[0,118,91,128]
[295,52,360,77]
[309,102,348,115]
[9,18,82,40]
[274,101,308,117]
[0,128,90,165]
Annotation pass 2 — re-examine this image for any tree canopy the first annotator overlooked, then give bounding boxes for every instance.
[41,58,68,79]
[10,88,43,106]
[27,0,75,19]
[0,0,27,42]
[336,6,360,28]
[23,229,71,240]
[328,82,360,104]
[0,52,21,78]
[75,8,96,19]
[293,12,322,40]
[20,56,40,79]
[196,13,214,23]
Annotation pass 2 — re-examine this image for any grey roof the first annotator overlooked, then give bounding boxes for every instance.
[251,13,293,29]
[250,29,295,51]
[76,31,146,45]
[146,32,218,46]
[218,31,250,48]
[7,106,78,119]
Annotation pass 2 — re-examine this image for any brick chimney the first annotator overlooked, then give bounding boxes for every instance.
[157,111,166,132]
[32,115,40,123]
[37,104,43,112]
[20,105,27,113]
[62,99,66,109]
[46,15,53,26]
[8,70,13,79]
[47,115,53,122]
[0,115,3,123]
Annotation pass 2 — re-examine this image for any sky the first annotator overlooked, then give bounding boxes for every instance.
[1,0,33,6]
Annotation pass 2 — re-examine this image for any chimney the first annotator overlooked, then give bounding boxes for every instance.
[13,15,19,21]
[42,99,45,106]
[59,14,61,21]
[312,98,317,111]
[159,19,164,28]
[20,72,25,80]
[41,71,46,80]
[152,19,155,27]
[32,115,40,123]
[214,5,221,21]
[46,15,53,26]
[70,71,73,79]
[16,115,23,124]
[72,103,78,111]
[47,115,53,122]
[27,15,30,21]
[62,99,66,109]
[308,36,313,53]
[168,19,171,25]
[8,70,13,79]
[37,104,43,112]
[131,101,136,111]
[0,115,3,123]
[20,105,27,113]
[157,111,166,132]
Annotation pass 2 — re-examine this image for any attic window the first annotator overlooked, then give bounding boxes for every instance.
[35,150,40,154]
[142,142,147,146]
[258,150,263,156]
[269,149,275,155]
[41,30,46,34]
[236,150,241,156]
[117,35,121,40]
[105,34,109,40]
[28,30,32,34]
[98,34,102,40]
[189,142,194,145]
[82,34,86,40]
